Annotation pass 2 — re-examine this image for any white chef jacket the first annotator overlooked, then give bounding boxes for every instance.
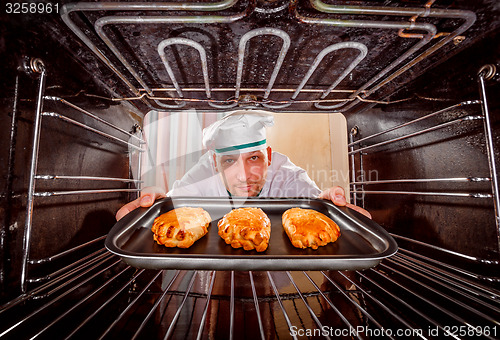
[167,151,322,198]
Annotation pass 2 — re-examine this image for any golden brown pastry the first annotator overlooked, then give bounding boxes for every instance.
[217,207,271,252]
[282,208,340,250]
[151,207,211,248]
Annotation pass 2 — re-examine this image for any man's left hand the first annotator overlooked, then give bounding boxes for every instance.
[319,186,372,219]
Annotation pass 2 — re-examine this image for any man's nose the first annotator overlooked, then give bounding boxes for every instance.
[234,160,249,182]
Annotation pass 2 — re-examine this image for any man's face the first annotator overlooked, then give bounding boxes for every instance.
[214,147,272,197]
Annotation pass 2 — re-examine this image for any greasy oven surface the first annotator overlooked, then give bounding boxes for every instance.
[106,197,397,271]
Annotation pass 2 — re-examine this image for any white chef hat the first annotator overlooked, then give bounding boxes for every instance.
[203,110,275,155]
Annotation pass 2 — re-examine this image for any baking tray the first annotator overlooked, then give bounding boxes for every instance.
[105,197,398,271]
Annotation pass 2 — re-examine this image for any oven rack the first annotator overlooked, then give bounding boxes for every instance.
[348,100,491,200]
[0,241,499,340]
[348,72,500,253]
[60,0,475,112]
[21,63,145,293]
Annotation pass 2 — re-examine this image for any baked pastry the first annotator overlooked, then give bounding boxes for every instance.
[151,207,211,248]
[218,207,271,252]
[282,208,340,249]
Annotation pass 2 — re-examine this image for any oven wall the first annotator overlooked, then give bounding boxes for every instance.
[345,29,500,261]
[0,15,143,300]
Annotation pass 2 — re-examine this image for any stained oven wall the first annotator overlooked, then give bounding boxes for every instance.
[345,29,500,263]
[0,14,142,301]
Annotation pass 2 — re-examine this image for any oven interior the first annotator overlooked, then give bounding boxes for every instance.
[1,0,499,339]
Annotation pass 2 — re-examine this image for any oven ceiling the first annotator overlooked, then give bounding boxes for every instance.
[3,0,499,114]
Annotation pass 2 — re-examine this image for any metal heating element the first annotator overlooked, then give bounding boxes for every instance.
[58,0,477,112]
[1,1,500,339]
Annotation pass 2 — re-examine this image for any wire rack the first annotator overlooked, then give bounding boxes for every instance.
[1,241,499,339]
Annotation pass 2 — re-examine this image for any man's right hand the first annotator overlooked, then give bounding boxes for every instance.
[318,186,372,219]
[115,186,167,221]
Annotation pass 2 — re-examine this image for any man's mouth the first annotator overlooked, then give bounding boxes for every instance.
[237,185,253,191]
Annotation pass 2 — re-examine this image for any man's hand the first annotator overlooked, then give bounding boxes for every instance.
[116,186,167,221]
[318,186,372,219]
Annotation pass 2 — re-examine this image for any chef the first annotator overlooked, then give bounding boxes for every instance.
[116,110,371,220]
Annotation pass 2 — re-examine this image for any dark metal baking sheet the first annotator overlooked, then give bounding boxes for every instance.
[105,197,398,271]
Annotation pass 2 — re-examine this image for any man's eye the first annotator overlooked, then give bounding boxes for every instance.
[223,159,235,164]
[250,156,259,161]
